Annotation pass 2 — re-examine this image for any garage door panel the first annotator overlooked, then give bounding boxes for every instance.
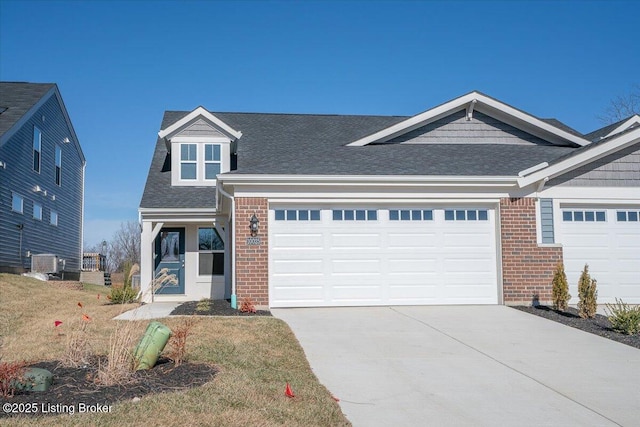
[331,259,380,274]
[560,207,640,304]
[331,233,381,248]
[270,206,498,307]
[272,233,324,248]
[388,258,438,273]
[272,259,323,275]
[387,233,438,248]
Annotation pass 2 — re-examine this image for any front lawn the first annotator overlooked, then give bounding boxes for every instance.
[0,274,349,426]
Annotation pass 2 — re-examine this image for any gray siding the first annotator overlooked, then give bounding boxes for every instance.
[540,199,555,244]
[548,143,640,187]
[390,110,553,145]
[175,118,225,138]
[0,94,84,272]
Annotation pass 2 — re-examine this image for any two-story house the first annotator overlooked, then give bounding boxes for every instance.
[139,92,640,308]
[0,82,85,277]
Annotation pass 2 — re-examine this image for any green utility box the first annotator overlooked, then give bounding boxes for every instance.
[14,367,53,392]
[133,321,172,370]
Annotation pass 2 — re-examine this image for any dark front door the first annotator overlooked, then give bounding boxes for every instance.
[154,228,185,294]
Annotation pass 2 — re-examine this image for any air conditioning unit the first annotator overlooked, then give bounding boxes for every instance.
[31,254,59,274]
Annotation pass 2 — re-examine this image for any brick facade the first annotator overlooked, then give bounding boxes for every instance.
[234,197,269,307]
[500,197,562,305]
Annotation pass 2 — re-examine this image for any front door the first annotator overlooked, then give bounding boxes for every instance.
[154,228,185,294]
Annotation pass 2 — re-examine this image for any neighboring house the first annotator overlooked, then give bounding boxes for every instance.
[139,91,640,308]
[0,82,85,276]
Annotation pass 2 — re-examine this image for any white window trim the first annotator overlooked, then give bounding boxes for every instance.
[11,193,24,214]
[50,210,58,226]
[33,202,43,221]
[179,143,198,181]
[171,139,231,186]
[198,227,224,277]
[55,145,62,186]
[33,126,42,173]
[204,144,222,181]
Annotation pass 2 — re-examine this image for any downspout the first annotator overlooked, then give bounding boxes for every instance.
[217,184,237,309]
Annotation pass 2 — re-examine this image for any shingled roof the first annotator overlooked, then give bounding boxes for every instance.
[140,109,580,208]
[0,82,55,137]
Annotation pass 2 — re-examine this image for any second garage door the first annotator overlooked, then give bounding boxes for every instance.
[558,207,640,304]
[269,206,498,307]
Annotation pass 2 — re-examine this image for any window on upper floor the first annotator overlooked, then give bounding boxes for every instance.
[12,193,24,214]
[33,127,42,173]
[180,144,197,180]
[50,210,58,226]
[204,144,221,180]
[55,145,62,185]
[33,202,42,221]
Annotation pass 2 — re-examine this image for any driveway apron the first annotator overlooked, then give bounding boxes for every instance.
[273,306,640,427]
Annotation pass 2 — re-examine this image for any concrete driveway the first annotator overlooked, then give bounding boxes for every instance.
[273,306,640,427]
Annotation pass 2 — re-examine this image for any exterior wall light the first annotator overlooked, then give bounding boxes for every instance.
[249,214,260,237]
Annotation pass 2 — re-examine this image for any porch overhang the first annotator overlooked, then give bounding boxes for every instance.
[139,207,224,223]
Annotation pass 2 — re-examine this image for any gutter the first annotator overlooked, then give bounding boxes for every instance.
[216,185,237,309]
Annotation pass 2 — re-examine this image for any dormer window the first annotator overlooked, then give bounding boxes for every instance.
[159,107,242,187]
[180,144,197,180]
[204,144,221,180]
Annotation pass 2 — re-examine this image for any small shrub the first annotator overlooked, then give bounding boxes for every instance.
[196,298,211,313]
[605,299,640,335]
[167,318,198,366]
[239,297,256,313]
[0,359,27,397]
[577,264,598,319]
[551,262,570,311]
[107,284,139,304]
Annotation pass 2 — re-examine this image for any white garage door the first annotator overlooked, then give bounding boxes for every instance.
[269,206,498,307]
[558,207,640,304]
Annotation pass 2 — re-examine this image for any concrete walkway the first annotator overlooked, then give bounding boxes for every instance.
[113,302,180,320]
[273,306,640,427]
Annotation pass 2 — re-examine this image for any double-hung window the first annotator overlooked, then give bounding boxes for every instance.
[33,127,42,173]
[12,193,24,214]
[33,202,43,221]
[198,227,225,275]
[55,145,62,185]
[204,144,221,180]
[180,144,197,180]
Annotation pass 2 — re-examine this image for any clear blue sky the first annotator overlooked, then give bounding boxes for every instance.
[1,0,638,247]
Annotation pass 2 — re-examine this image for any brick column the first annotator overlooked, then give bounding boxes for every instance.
[234,197,269,307]
[500,197,562,305]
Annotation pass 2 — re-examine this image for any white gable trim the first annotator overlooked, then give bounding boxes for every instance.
[517,127,640,188]
[347,91,588,147]
[158,106,242,140]
[603,115,640,139]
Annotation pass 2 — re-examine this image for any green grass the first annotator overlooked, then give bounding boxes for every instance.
[0,274,349,426]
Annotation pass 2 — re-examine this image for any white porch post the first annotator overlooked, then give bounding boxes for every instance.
[140,220,164,303]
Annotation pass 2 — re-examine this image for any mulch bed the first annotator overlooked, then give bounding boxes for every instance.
[0,357,217,418]
[513,305,640,350]
[170,299,272,317]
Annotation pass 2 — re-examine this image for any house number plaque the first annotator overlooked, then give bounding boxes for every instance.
[246,237,261,246]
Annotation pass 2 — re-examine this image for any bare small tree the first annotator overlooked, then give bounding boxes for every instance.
[109,221,141,272]
[598,84,640,124]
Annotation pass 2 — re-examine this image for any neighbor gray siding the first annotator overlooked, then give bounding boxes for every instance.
[547,143,640,187]
[174,118,226,138]
[0,94,84,272]
[540,199,555,244]
[389,110,553,145]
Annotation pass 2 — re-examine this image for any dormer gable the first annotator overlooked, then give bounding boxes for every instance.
[347,91,589,148]
[158,107,242,187]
